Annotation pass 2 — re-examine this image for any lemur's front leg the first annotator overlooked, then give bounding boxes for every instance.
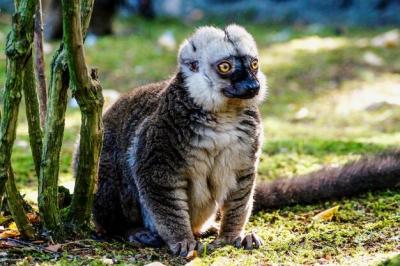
[135,173,201,257]
[214,169,263,250]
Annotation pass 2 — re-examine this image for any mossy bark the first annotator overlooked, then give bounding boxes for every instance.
[62,0,104,229]
[34,0,47,128]
[0,0,37,238]
[1,0,100,239]
[5,167,35,239]
[38,46,69,238]
[23,55,42,178]
[38,0,100,236]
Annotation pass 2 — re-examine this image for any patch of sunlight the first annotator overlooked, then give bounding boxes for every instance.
[283,72,400,135]
[280,36,349,52]
[19,173,74,205]
[263,117,372,140]
[64,110,81,129]
[325,73,400,115]
[260,36,349,68]
[16,89,120,137]
[59,173,75,192]
[19,186,38,205]
[356,132,400,146]
[339,252,399,266]
[206,253,259,266]
[16,110,82,136]
[16,122,29,136]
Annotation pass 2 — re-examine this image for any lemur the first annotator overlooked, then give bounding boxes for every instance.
[75,25,400,257]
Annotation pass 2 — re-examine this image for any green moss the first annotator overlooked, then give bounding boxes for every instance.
[380,255,400,266]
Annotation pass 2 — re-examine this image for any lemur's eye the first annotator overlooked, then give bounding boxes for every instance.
[217,61,232,74]
[250,59,259,71]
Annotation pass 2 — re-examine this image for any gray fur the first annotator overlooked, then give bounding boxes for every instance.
[88,25,266,256]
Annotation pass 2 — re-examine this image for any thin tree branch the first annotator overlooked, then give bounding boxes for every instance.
[23,53,42,179]
[34,0,47,128]
[62,0,104,229]
[80,0,94,39]
[6,166,35,239]
[38,46,69,238]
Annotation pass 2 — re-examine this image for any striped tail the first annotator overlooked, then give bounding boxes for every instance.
[253,151,400,212]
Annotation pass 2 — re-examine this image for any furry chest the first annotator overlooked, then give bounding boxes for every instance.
[186,125,256,206]
[184,123,258,232]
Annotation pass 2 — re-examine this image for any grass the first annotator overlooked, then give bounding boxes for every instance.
[0,16,400,265]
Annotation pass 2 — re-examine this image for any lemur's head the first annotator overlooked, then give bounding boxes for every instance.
[178,25,267,111]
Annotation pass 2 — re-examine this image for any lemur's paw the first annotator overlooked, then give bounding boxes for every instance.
[233,232,263,250]
[194,223,220,239]
[126,227,164,247]
[170,239,203,257]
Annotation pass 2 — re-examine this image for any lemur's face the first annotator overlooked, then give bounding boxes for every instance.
[212,55,260,99]
[178,25,267,111]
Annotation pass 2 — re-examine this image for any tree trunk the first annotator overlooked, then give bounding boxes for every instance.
[139,0,155,19]
[62,0,104,230]
[38,46,69,238]
[38,0,99,236]
[0,0,37,238]
[23,55,42,178]
[1,0,101,240]
[5,166,35,239]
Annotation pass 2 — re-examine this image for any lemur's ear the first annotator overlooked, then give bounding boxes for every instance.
[178,38,200,73]
[188,60,199,72]
[181,59,199,73]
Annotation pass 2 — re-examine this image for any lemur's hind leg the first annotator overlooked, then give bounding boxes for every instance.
[76,136,126,236]
[126,227,164,247]
[93,133,138,235]
[93,176,127,235]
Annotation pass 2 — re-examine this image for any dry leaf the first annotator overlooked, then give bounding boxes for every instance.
[0,221,21,239]
[0,229,20,239]
[27,213,39,224]
[8,222,18,231]
[32,240,45,244]
[0,240,20,248]
[0,215,12,225]
[45,244,62,252]
[312,205,340,222]
[185,250,198,261]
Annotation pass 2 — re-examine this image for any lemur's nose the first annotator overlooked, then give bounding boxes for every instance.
[237,79,260,93]
[243,80,260,92]
[233,79,260,99]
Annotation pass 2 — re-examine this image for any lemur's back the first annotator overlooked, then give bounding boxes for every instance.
[94,81,167,234]
[102,81,167,146]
